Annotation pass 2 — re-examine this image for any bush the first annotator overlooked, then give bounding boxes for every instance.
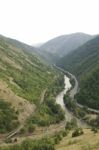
[54,137,60,144]
[65,118,77,130]
[61,130,68,137]
[55,132,62,142]
[20,127,26,134]
[91,127,98,133]
[72,128,84,137]
[5,138,12,143]
[28,125,35,133]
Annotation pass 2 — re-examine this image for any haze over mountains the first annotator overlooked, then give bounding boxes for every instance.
[39,33,93,63]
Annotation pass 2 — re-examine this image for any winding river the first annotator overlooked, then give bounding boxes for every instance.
[56,75,73,122]
[56,75,88,128]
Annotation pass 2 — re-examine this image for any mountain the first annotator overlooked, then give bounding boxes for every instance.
[39,33,93,63]
[57,36,99,109]
[0,35,64,133]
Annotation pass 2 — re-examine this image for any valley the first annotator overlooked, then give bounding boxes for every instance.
[0,71,88,147]
[0,33,99,150]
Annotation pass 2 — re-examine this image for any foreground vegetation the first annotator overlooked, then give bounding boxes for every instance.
[0,118,87,150]
[0,99,18,133]
[55,129,99,150]
[0,129,69,150]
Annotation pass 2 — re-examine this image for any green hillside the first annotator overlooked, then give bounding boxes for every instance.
[57,36,99,109]
[0,35,66,133]
[0,35,64,105]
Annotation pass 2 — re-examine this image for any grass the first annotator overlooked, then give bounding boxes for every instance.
[55,129,99,150]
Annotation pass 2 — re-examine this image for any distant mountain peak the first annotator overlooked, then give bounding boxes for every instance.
[38,32,93,63]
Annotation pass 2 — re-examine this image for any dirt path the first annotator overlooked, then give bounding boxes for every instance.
[0,121,66,147]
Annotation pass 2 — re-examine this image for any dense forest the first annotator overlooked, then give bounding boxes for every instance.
[76,67,99,109]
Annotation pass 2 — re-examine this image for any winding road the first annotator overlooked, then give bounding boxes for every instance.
[55,65,99,114]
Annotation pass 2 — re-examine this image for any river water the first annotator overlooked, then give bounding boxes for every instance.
[56,75,71,108]
[56,75,73,122]
[56,75,88,128]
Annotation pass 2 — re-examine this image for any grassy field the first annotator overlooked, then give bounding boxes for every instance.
[55,129,99,150]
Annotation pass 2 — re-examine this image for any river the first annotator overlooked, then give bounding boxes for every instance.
[56,75,88,128]
[56,75,73,122]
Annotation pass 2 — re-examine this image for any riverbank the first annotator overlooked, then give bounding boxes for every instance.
[56,74,88,128]
[56,75,73,122]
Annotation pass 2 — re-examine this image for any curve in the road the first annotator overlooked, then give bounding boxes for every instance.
[54,65,99,114]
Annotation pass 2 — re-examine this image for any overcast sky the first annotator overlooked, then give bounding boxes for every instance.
[0,0,99,44]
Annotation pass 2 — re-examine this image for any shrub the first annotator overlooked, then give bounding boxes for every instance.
[62,130,68,137]
[65,118,77,130]
[91,127,98,133]
[28,125,35,133]
[20,127,26,134]
[5,138,12,143]
[72,128,84,137]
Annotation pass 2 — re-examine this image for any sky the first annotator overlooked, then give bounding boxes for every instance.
[0,0,99,45]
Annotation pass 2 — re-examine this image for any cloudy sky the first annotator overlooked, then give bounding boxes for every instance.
[0,0,99,44]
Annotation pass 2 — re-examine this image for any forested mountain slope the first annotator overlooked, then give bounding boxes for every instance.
[57,36,99,79]
[76,67,99,109]
[39,33,92,63]
[57,36,99,109]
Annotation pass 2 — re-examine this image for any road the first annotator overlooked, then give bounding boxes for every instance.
[55,65,99,114]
